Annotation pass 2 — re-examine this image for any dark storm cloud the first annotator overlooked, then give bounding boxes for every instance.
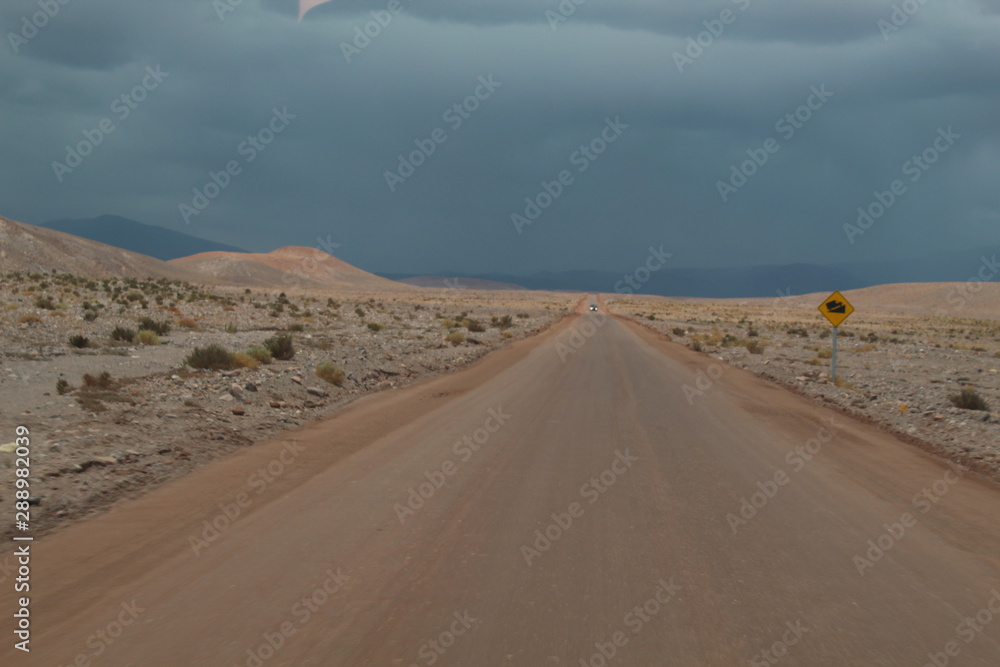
[1,0,998,276]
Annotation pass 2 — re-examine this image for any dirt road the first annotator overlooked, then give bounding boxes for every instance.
[5,303,1000,665]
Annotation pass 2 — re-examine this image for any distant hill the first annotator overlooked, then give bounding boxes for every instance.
[170,247,411,291]
[406,245,999,298]
[400,264,863,299]
[0,215,208,282]
[733,282,1000,321]
[393,276,526,291]
[42,215,246,261]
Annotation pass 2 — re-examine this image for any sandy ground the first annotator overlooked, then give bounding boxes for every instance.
[3,305,999,665]
[605,292,1000,480]
[0,274,575,539]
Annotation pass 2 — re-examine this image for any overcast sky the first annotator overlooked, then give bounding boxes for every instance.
[2,0,998,275]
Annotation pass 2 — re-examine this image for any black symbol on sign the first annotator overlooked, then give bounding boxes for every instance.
[826,300,847,313]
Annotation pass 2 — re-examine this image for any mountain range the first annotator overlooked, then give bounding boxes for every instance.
[19,214,1000,298]
[41,215,246,261]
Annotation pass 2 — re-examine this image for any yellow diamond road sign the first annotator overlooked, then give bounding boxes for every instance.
[818,291,854,327]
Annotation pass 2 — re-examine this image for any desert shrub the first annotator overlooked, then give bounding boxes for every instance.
[68,334,90,349]
[233,352,261,370]
[817,348,833,359]
[56,378,71,395]
[34,296,56,310]
[18,314,42,325]
[178,317,199,329]
[517,312,530,319]
[287,323,305,332]
[950,388,989,411]
[491,314,514,330]
[225,322,238,333]
[136,329,160,345]
[691,340,702,352]
[502,331,513,339]
[787,327,809,338]
[264,334,295,361]
[82,371,115,389]
[111,327,136,342]
[445,331,465,346]
[833,376,856,390]
[367,322,384,332]
[186,344,237,370]
[440,318,457,328]
[462,319,486,332]
[83,310,99,322]
[672,327,686,336]
[137,317,170,335]
[646,314,656,321]
[745,340,765,354]
[354,307,365,318]
[315,361,346,386]
[245,346,273,364]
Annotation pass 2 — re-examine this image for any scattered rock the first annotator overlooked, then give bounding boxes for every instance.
[306,386,326,397]
[232,406,246,416]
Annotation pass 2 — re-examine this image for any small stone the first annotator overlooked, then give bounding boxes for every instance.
[232,406,246,416]
[306,386,326,397]
[245,382,258,392]
[269,401,285,408]
[218,394,234,402]
[291,376,303,385]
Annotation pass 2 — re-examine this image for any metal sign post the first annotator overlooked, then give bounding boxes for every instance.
[831,325,838,381]
[818,291,854,383]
